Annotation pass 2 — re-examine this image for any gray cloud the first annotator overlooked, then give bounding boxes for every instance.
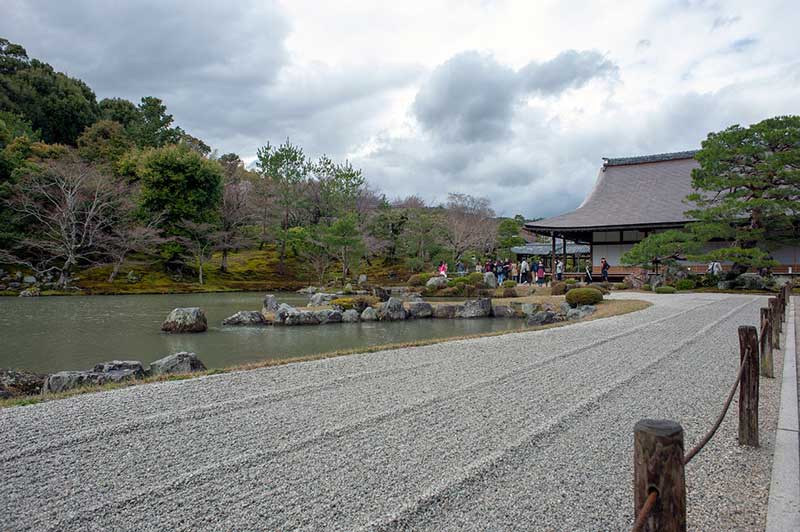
[712,15,741,30]
[413,50,617,143]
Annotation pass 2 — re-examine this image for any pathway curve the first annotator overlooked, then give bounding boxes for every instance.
[0,292,783,531]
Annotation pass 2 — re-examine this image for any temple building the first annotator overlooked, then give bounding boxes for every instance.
[524,150,800,277]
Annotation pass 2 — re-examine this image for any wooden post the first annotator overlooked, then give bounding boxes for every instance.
[770,299,781,349]
[738,326,759,447]
[760,307,774,378]
[634,419,686,532]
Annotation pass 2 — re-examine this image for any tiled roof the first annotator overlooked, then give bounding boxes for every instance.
[526,151,699,232]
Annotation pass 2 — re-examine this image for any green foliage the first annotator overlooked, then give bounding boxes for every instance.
[315,155,365,218]
[0,39,99,145]
[330,295,378,312]
[620,229,701,267]
[501,280,517,288]
[407,272,433,286]
[135,144,223,236]
[127,96,182,148]
[564,278,577,285]
[565,287,604,307]
[497,217,525,259]
[466,271,484,285]
[675,279,696,291]
[322,212,365,283]
[655,286,677,294]
[99,98,140,128]
[76,120,133,167]
[612,283,628,290]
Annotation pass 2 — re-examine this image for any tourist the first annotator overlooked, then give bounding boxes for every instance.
[536,261,545,286]
[556,259,564,281]
[438,260,448,278]
[495,260,505,285]
[510,261,518,283]
[519,258,529,284]
[485,260,493,273]
[531,259,539,283]
[600,257,610,282]
[456,261,465,275]
[475,262,483,273]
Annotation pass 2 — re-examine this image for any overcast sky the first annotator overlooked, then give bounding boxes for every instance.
[2,0,799,217]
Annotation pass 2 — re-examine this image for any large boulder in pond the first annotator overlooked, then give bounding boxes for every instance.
[315,309,342,324]
[483,272,497,289]
[222,311,267,326]
[284,310,321,326]
[425,276,448,290]
[161,307,207,333]
[308,292,335,307]
[342,309,360,323]
[262,294,279,314]
[492,304,516,318]
[407,301,433,319]
[455,298,492,318]
[378,297,406,321]
[360,306,378,321]
[0,369,46,398]
[276,303,296,323]
[433,304,457,319]
[149,352,207,376]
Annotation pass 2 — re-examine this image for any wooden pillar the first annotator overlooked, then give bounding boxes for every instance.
[760,307,774,378]
[550,231,556,278]
[770,298,781,349]
[633,419,686,532]
[738,326,759,447]
[562,236,567,271]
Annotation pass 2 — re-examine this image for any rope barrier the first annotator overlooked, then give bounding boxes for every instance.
[631,490,658,532]
[683,353,748,465]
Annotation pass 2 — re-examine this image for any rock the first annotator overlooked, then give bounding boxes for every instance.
[514,302,541,317]
[343,283,353,294]
[0,369,46,397]
[455,298,492,318]
[0,284,6,291]
[492,304,516,318]
[284,310,321,326]
[567,305,597,320]
[22,275,37,284]
[262,294,279,314]
[649,274,664,290]
[559,302,572,316]
[378,297,406,321]
[308,292,336,307]
[342,309,360,323]
[297,286,318,294]
[42,371,107,394]
[8,281,20,289]
[149,352,207,376]
[275,303,296,323]
[19,287,41,297]
[358,274,368,286]
[527,310,557,326]
[161,307,207,333]
[403,292,424,302]
[483,272,498,289]
[425,276,449,289]
[407,301,433,319]
[737,273,767,290]
[126,270,140,283]
[222,311,267,326]
[624,269,649,289]
[433,305,457,319]
[360,307,378,321]
[717,281,735,290]
[372,286,390,302]
[14,271,22,281]
[315,309,342,324]
[93,360,146,378]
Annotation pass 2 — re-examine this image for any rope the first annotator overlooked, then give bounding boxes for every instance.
[683,353,748,465]
[631,490,658,532]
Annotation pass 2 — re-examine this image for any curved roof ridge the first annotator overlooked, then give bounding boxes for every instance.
[602,150,698,167]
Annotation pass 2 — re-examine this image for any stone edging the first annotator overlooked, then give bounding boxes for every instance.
[765,296,800,531]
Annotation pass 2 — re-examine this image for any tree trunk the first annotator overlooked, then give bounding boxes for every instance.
[221,249,229,273]
[198,261,204,285]
[108,260,122,283]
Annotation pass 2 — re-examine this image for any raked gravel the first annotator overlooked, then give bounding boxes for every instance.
[0,292,783,531]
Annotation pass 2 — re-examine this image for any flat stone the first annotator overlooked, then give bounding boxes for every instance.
[433,305,457,319]
[93,360,146,378]
[425,276,449,289]
[407,301,433,319]
[223,311,268,326]
[492,304,516,318]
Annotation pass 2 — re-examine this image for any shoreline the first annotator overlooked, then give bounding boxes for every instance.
[0,298,651,408]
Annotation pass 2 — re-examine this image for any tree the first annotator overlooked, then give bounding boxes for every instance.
[398,206,445,271]
[323,213,365,284]
[0,156,122,286]
[98,98,140,129]
[135,144,223,238]
[255,139,309,273]
[217,178,253,272]
[127,96,182,148]
[176,220,217,285]
[0,39,99,145]
[76,119,134,168]
[441,193,497,261]
[102,213,164,282]
[315,156,365,219]
[292,226,332,285]
[497,217,526,258]
[620,229,701,268]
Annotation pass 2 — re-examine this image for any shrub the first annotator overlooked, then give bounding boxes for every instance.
[501,280,517,288]
[448,276,472,288]
[565,287,604,307]
[407,273,433,286]
[330,295,379,312]
[466,272,484,285]
[641,284,652,291]
[675,279,696,291]
[551,281,567,295]
[613,283,628,290]
[565,279,577,285]
[655,286,677,294]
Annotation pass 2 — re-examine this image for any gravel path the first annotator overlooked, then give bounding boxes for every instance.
[0,292,783,531]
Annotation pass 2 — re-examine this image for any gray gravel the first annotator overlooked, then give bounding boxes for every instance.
[0,292,782,531]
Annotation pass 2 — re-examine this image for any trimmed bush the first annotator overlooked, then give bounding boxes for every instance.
[655,286,677,294]
[330,295,379,312]
[551,281,567,295]
[675,279,696,291]
[565,287,604,307]
[501,280,517,288]
[466,271,485,285]
[564,278,577,285]
[407,273,433,286]
[448,276,472,288]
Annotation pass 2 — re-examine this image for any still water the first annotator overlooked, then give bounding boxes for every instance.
[0,292,527,373]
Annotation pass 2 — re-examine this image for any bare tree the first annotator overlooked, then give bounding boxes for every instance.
[217,179,253,272]
[176,220,217,285]
[0,157,122,287]
[442,193,497,261]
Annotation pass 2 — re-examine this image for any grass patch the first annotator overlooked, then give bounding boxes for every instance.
[0,298,650,409]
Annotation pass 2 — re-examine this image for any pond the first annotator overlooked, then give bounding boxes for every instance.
[0,292,527,373]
